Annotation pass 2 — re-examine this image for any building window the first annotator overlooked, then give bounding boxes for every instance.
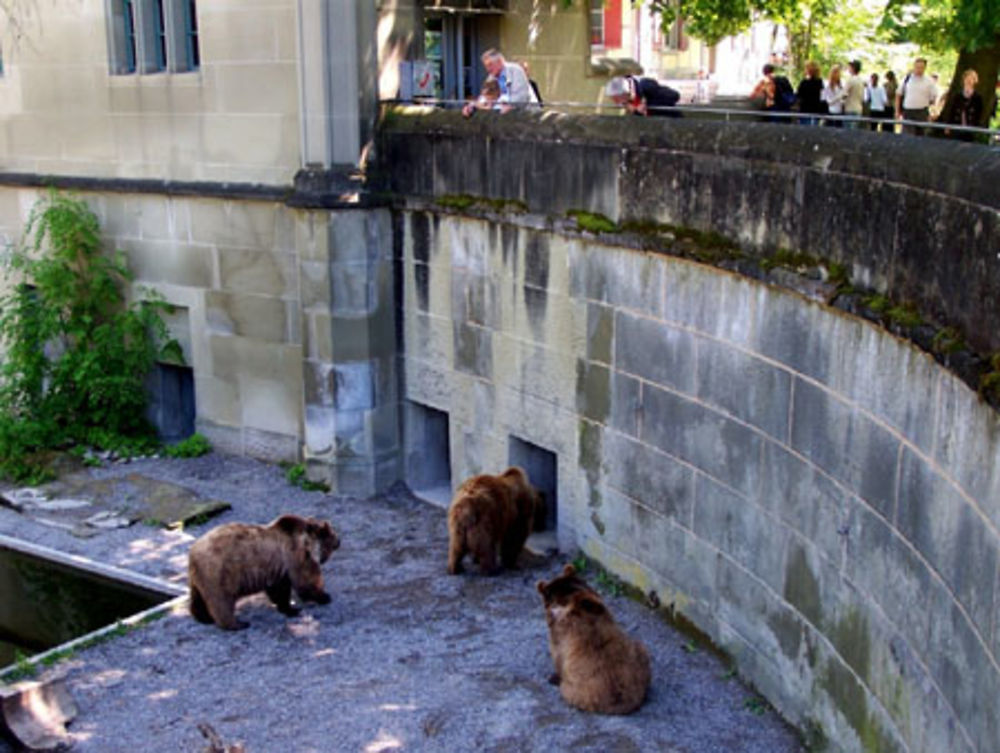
[107,0,199,76]
[589,0,604,47]
[657,4,687,51]
[590,0,622,51]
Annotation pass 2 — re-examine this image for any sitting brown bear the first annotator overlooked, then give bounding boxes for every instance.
[188,514,340,630]
[537,564,651,714]
[447,466,539,575]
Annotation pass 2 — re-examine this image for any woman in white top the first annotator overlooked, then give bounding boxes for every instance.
[865,72,889,131]
[823,65,846,127]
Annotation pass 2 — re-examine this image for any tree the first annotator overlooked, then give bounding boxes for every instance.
[882,0,1000,128]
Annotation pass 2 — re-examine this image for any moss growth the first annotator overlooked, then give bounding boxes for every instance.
[826,261,850,288]
[437,194,528,214]
[864,294,890,314]
[568,209,618,234]
[886,302,922,328]
[931,327,965,355]
[761,248,820,271]
[979,353,1000,403]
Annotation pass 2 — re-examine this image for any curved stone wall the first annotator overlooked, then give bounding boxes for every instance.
[396,206,1000,753]
[379,109,1000,355]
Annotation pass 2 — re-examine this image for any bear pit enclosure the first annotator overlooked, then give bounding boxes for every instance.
[0,453,804,752]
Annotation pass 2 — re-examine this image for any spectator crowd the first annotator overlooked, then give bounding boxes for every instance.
[456,47,990,142]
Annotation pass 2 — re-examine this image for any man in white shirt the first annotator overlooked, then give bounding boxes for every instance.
[480,49,539,110]
[895,58,939,135]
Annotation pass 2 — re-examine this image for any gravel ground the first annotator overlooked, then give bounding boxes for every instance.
[0,452,805,752]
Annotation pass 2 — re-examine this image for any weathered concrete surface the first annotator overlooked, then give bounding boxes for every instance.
[0,454,803,752]
[394,209,1000,753]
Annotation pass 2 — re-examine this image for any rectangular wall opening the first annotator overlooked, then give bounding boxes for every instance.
[406,401,451,506]
[509,436,557,532]
[146,362,196,442]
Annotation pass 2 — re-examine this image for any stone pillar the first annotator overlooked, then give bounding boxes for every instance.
[297,0,379,168]
[299,208,400,496]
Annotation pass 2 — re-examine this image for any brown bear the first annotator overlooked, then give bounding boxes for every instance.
[188,514,340,630]
[447,466,539,575]
[537,564,651,714]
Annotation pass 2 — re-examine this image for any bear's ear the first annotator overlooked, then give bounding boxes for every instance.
[575,593,607,616]
[274,515,304,534]
[562,563,576,577]
[536,580,548,595]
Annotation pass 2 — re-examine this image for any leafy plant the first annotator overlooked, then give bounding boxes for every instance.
[6,649,38,682]
[683,638,699,653]
[0,191,178,481]
[284,462,331,493]
[571,552,590,573]
[164,433,212,459]
[744,694,769,715]
[595,568,625,597]
[567,210,618,234]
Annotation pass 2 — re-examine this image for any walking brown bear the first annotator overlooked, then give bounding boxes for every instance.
[188,514,339,630]
[447,466,539,575]
[537,564,651,714]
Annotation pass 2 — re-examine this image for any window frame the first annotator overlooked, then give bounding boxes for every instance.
[106,0,200,77]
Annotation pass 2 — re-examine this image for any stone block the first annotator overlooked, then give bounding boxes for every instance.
[586,302,614,364]
[333,409,370,458]
[451,269,498,328]
[641,384,763,499]
[333,361,376,412]
[695,337,791,442]
[125,240,213,288]
[752,292,834,386]
[218,247,295,298]
[523,233,551,290]
[575,359,609,423]
[758,441,849,566]
[662,260,755,348]
[300,260,332,309]
[843,500,933,658]
[568,241,663,318]
[453,321,492,379]
[821,323,940,455]
[790,378,899,520]
[242,426,300,464]
[615,312,695,395]
[926,583,995,753]
[330,260,374,316]
[304,404,336,455]
[694,475,788,593]
[189,199,279,250]
[934,373,1000,533]
[329,210,372,264]
[204,290,290,343]
[895,448,998,641]
[207,335,302,385]
[609,370,641,439]
[604,431,694,524]
[239,375,302,437]
[295,211,330,262]
[193,375,240,427]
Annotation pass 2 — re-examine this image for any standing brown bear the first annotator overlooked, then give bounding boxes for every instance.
[447,466,539,575]
[537,564,651,714]
[188,514,340,630]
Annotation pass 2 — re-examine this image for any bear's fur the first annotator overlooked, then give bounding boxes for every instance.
[188,514,340,630]
[447,466,539,575]
[537,564,651,714]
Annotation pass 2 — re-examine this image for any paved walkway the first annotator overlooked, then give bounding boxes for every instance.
[0,454,804,752]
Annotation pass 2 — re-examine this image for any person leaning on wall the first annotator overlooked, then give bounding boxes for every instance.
[479,49,538,109]
[605,75,681,117]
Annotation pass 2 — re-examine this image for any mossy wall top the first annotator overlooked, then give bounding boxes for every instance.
[378,108,1000,355]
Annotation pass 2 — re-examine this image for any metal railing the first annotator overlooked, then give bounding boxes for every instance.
[382,97,999,144]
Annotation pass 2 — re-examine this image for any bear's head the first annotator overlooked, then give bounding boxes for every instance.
[502,466,541,526]
[537,564,608,623]
[309,518,340,563]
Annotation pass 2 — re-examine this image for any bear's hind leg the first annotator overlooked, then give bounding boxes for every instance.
[205,594,248,631]
[447,536,466,575]
[189,585,214,624]
[266,575,301,617]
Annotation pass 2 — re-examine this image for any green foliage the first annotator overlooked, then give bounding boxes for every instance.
[882,0,1000,53]
[6,649,38,682]
[931,327,965,355]
[979,353,1000,403]
[163,433,212,459]
[683,638,700,653]
[283,462,332,493]
[571,552,590,573]
[594,567,625,597]
[0,191,176,481]
[567,210,618,234]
